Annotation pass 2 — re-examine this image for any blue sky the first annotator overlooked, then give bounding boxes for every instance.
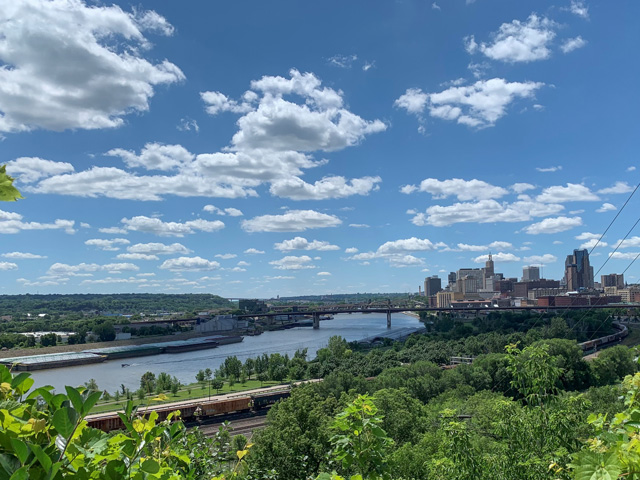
[0,0,638,297]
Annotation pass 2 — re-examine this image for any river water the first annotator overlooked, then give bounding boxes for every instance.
[28,313,422,393]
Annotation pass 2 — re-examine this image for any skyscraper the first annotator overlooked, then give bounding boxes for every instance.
[522,266,540,282]
[565,249,594,291]
[424,276,442,297]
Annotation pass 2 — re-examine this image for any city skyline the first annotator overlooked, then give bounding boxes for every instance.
[0,0,639,297]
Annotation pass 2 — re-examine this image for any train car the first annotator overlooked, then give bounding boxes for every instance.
[198,396,252,417]
[252,390,290,410]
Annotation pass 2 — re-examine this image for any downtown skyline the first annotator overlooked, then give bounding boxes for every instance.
[0,0,639,297]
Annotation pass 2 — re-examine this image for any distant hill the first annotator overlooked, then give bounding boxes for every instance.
[0,293,233,315]
[274,292,413,303]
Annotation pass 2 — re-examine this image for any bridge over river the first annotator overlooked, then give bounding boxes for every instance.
[238,303,638,329]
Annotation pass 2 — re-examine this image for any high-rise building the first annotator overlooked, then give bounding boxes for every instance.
[522,266,540,282]
[565,249,594,291]
[424,276,442,297]
[484,253,494,278]
[447,272,457,288]
[601,273,625,289]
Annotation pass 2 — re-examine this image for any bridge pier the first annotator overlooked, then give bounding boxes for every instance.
[387,311,391,328]
[313,312,320,329]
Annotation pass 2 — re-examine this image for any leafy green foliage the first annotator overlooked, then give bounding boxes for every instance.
[0,165,23,202]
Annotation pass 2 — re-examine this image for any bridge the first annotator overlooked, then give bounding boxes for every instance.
[238,303,638,329]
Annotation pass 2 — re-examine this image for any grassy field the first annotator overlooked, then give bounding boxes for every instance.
[90,378,284,414]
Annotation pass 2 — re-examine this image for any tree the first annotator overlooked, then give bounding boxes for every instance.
[0,165,23,202]
[93,321,116,341]
[140,371,157,394]
[196,369,206,390]
[211,378,224,394]
[84,378,99,392]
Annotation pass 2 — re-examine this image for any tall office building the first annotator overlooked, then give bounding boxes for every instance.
[522,266,540,282]
[601,273,624,289]
[484,253,494,278]
[424,276,442,297]
[565,249,594,291]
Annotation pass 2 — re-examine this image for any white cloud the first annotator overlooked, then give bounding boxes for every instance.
[177,117,199,132]
[0,262,18,270]
[107,143,194,171]
[397,78,543,128]
[598,182,633,194]
[317,271,332,276]
[46,262,140,277]
[115,253,159,261]
[264,275,295,280]
[121,216,224,237]
[6,157,75,183]
[237,261,250,267]
[345,247,359,254]
[327,54,358,68]
[536,184,600,203]
[274,237,340,251]
[412,199,564,227]
[80,276,146,285]
[244,248,265,254]
[102,263,139,273]
[579,238,608,250]
[522,254,558,264]
[0,0,183,133]
[511,183,536,194]
[269,176,381,200]
[242,210,341,232]
[575,232,601,241]
[536,166,562,172]
[159,257,221,272]
[609,252,640,260]
[377,238,438,255]
[457,241,514,251]
[561,36,587,54]
[473,252,520,263]
[432,2,441,10]
[612,236,640,249]
[465,14,556,63]
[269,255,316,270]
[99,226,128,234]
[349,224,370,228]
[2,252,46,259]
[0,210,75,235]
[569,0,589,19]
[225,208,244,217]
[596,203,617,213]
[628,166,636,172]
[404,178,508,201]
[200,91,254,115]
[362,61,375,72]
[127,242,191,255]
[523,216,583,234]
[215,253,237,260]
[85,238,130,251]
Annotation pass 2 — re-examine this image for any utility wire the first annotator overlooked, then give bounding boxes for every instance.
[589,181,640,255]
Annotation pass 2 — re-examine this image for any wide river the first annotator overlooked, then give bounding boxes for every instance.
[28,313,422,393]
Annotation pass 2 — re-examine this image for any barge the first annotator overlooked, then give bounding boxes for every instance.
[0,352,106,371]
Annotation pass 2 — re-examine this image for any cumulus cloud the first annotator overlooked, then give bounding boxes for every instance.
[523,216,583,234]
[345,237,441,268]
[115,253,159,261]
[242,210,341,232]
[215,253,237,260]
[46,262,138,276]
[612,236,640,249]
[0,262,18,270]
[456,241,514,251]
[107,143,194,171]
[608,252,640,260]
[465,14,556,63]
[200,91,255,115]
[411,199,564,227]
[579,238,608,250]
[159,257,220,272]
[127,242,191,255]
[327,54,358,68]
[402,178,509,201]
[596,203,617,213]
[0,210,75,234]
[244,248,265,254]
[598,182,633,195]
[561,36,587,54]
[345,247,359,254]
[568,0,589,19]
[536,184,600,203]
[396,78,543,128]
[270,176,381,200]
[269,255,316,270]
[203,205,244,216]
[85,238,130,251]
[349,224,370,228]
[6,157,75,183]
[522,254,558,264]
[376,238,438,255]
[2,252,46,259]
[120,216,224,237]
[317,271,332,276]
[274,237,340,251]
[0,0,183,133]
[473,252,520,263]
[511,183,536,194]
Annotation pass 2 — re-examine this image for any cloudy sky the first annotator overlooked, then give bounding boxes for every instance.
[1,0,638,297]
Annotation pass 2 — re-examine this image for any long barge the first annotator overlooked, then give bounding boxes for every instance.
[0,335,243,371]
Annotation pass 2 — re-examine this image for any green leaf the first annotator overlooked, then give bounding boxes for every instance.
[29,444,52,472]
[10,373,30,391]
[65,387,84,415]
[141,459,160,474]
[574,451,622,480]
[52,407,78,438]
[83,391,102,414]
[0,165,23,202]
[8,466,28,480]
[26,386,54,403]
[8,439,28,465]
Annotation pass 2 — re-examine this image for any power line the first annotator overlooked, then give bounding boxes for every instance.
[589,181,640,255]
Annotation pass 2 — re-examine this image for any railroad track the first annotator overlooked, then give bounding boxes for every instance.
[188,409,270,439]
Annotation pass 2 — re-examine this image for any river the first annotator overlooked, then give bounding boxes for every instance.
[28,313,423,393]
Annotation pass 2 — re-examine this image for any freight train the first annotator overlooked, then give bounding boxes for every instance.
[86,388,290,433]
[578,321,628,352]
